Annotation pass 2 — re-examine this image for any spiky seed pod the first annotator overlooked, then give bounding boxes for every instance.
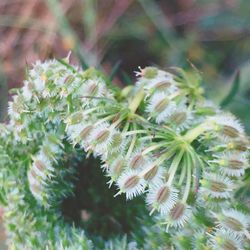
[168,110,193,132]
[208,114,245,141]
[146,93,177,123]
[211,152,249,177]
[146,181,178,215]
[214,209,250,237]
[200,173,233,199]
[208,229,244,250]
[128,148,148,170]
[105,155,126,182]
[89,122,115,155]
[109,132,125,153]
[163,202,192,230]
[116,169,146,199]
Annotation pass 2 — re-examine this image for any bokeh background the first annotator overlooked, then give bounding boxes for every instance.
[0,0,250,247]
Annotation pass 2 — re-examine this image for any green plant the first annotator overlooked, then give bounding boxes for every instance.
[0,56,249,249]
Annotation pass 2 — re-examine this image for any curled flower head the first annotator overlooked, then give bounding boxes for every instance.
[1,59,249,249]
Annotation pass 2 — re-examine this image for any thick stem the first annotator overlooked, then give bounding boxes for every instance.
[129,88,145,114]
[94,114,117,126]
[126,124,137,160]
[182,154,192,202]
[178,162,186,186]
[124,130,149,136]
[167,150,184,185]
[138,148,176,178]
[142,142,169,156]
[183,121,209,143]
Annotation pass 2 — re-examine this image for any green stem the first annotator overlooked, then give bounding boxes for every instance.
[94,114,117,126]
[110,117,125,129]
[122,121,130,133]
[142,142,169,156]
[129,88,145,114]
[126,124,137,160]
[178,162,186,186]
[124,130,149,136]
[182,154,192,202]
[167,150,184,185]
[154,147,177,166]
[139,148,176,179]
[183,121,209,143]
[138,135,167,141]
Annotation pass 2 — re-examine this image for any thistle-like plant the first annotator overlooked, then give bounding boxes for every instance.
[0,56,249,249]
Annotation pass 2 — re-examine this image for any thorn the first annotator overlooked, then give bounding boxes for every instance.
[114,190,122,198]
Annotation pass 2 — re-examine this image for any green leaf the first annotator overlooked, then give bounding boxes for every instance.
[57,59,77,73]
[121,71,132,85]
[110,60,121,81]
[220,71,240,107]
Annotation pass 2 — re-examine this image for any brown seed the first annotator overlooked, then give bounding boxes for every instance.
[170,112,187,125]
[30,169,37,179]
[222,125,239,138]
[232,141,248,152]
[96,130,110,143]
[144,165,158,181]
[210,181,227,192]
[156,186,170,204]
[229,160,244,169]
[88,83,98,96]
[155,81,171,90]
[223,217,243,232]
[155,98,169,113]
[130,154,144,169]
[124,175,139,190]
[79,125,92,140]
[34,160,46,172]
[222,239,238,250]
[64,75,74,84]
[170,202,185,220]
[111,160,124,176]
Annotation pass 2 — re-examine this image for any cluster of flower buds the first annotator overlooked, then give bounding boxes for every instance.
[1,57,249,249]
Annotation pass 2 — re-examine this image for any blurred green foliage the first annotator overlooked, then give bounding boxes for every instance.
[0,0,250,131]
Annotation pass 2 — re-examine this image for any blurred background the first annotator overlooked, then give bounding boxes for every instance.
[0,0,250,247]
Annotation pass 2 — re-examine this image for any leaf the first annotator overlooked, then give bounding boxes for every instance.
[121,71,132,85]
[220,71,240,107]
[57,59,77,73]
[110,60,122,81]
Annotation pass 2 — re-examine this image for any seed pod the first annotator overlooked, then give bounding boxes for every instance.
[117,169,146,200]
[146,182,178,215]
[216,209,249,235]
[164,202,192,230]
[200,173,233,199]
[146,92,176,123]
